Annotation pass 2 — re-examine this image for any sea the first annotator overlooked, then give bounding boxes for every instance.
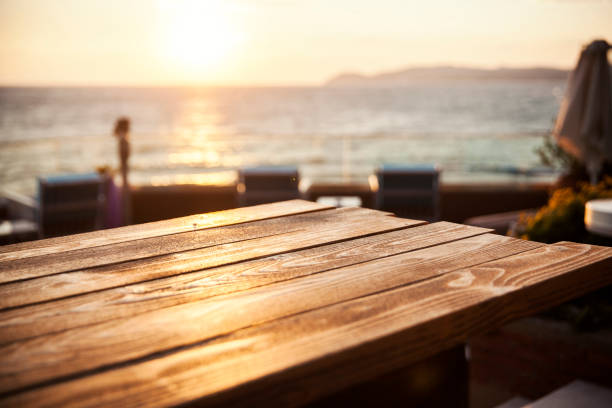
[0,81,566,197]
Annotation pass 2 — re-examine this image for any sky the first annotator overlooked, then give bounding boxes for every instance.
[1,0,611,86]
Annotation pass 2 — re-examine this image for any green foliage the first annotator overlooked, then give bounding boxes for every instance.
[535,135,581,172]
[517,177,612,244]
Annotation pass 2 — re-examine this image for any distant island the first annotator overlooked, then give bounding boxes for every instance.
[325,66,569,87]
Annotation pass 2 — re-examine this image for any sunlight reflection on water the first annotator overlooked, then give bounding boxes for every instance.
[0,82,564,196]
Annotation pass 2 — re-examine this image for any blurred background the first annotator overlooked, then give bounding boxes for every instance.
[1,0,611,196]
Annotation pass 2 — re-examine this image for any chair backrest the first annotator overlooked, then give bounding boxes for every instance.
[375,164,441,221]
[38,173,107,238]
[238,166,300,206]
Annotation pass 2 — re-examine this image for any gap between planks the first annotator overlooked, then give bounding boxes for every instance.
[0,208,422,309]
[0,206,420,285]
[0,199,332,262]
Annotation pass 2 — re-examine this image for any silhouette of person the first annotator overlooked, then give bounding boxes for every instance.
[113,117,131,225]
[114,117,130,187]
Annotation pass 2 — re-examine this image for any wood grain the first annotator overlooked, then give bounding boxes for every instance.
[3,242,610,407]
[0,200,331,262]
[0,206,414,285]
[0,234,540,394]
[0,222,491,343]
[0,209,420,309]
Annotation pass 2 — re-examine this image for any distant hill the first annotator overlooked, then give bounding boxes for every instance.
[325,66,570,86]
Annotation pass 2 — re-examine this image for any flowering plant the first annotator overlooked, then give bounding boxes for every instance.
[518,177,612,244]
[517,178,612,331]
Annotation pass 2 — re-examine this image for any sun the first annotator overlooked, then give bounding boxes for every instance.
[156,0,242,72]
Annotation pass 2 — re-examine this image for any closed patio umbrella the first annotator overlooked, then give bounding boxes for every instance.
[553,39,612,184]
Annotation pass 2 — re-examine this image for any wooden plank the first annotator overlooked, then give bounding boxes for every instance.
[0,222,492,343]
[0,206,411,285]
[0,209,420,309]
[0,200,331,262]
[3,242,609,407]
[0,234,541,394]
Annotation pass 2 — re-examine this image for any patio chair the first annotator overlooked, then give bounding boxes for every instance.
[373,164,441,221]
[0,190,38,244]
[37,173,107,238]
[237,166,300,206]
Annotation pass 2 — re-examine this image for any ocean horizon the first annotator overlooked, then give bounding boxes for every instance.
[0,81,565,196]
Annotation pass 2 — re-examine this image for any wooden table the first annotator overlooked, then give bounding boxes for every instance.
[1,200,611,407]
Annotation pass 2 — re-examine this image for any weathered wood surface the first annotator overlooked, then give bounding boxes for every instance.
[0,206,415,285]
[0,200,611,407]
[0,222,489,343]
[2,242,611,407]
[0,208,420,308]
[0,233,540,393]
[0,200,331,262]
